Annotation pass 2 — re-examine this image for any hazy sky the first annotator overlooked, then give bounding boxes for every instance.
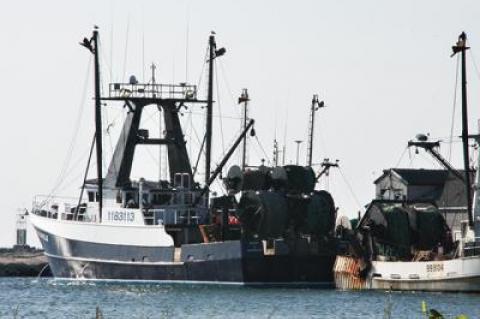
[1,0,480,247]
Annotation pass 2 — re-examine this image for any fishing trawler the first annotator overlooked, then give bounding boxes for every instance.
[334,32,480,292]
[29,27,338,285]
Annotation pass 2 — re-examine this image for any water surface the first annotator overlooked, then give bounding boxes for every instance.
[0,278,478,318]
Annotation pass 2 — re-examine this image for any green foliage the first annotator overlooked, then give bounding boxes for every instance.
[421,301,470,319]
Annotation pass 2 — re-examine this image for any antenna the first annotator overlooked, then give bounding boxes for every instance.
[273,139,279,167]
[238,88,250,171]
[282,108,288,165]
[306,94,325,167]
[185,5,190,83]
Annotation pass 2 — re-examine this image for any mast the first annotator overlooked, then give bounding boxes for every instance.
[80,27,103,221]
[306,94,325,167]
[205,33,225,198]
[205,34,215,188]
[452,32,473,227]
[93,29,103,222]
[238,88,250,171]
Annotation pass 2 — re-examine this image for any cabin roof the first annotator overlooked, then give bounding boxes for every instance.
[374,168,450,185]
[374,168,473,208]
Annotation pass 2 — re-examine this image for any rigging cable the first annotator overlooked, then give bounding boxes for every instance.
[99,42,113,85]
[469,50,480,81]
[254,135,271,165]
[76,133,96,210]
[109,1,114,82]
[142,17,145,83]
[338,168,364,212]
[46,144,94,200]
[122,16,130,82]
[47,56,92,199]
[196,46,208,91]
[215,60,226,155]
[394,146,408,168]
[448,54,460,161]
[193,135,207,177]
[185,3,190,83]
[408,147,413,168]
[218,60,241,118]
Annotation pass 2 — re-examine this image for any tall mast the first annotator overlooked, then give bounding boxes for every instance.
[92,28,103,222]
[306,94,325,167]
[205,34,215,188]
[452,32,473,227]
[80,27,103,221]
[205,33,225,195]
[238,88,250,171]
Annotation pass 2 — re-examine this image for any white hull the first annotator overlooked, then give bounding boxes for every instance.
[29,210,174,247]
[334,255,480,292]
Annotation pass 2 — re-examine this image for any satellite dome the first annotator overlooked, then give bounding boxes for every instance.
[129,75,138,84]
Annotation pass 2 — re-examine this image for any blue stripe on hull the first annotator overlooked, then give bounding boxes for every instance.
[45,253,335,284]
[35,227,335,284]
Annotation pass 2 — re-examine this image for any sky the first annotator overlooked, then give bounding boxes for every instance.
[1,0,480,247]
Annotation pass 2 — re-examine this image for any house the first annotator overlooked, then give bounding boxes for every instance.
[374,168,472,232]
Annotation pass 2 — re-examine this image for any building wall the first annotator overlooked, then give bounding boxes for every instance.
[375,174,407,200]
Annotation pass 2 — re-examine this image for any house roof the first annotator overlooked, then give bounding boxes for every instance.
[394,169,450,185]
[374,168,450,185]
[374,168,473,208]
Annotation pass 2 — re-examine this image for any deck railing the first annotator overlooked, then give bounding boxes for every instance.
[108,82,197,100]
[31,195,96,222]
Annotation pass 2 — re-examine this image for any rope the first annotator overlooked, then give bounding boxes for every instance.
[218,60,241,118]
[180,110,240,120]
[338,168,364,212]
[408,147,413,168]
[122,16,130,82]
[143,145,160,166]
[47,145,93,197]
[419,150,442,169]
[46,56,92,199]
[214,60,226,155]
[394,146,408,168]
[469,50,480,81]
[196,45,209,92]
[102,106,111,172]
[185,6,190,83]
[448,54,460,161]
[254,135,271,165]
[99,38,113,85]
[193,135,206,177]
